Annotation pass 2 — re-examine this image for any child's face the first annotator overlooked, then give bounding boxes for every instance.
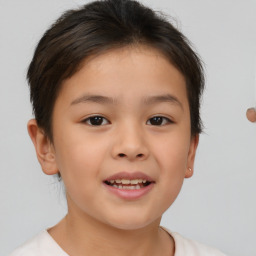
[32,46,198,230]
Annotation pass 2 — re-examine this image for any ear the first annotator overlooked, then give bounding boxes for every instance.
[27,119,58,175]
[185,134,199,178]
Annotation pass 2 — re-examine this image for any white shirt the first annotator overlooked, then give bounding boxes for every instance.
[9,229,227,256]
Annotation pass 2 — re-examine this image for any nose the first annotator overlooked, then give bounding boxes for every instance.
[111,123,149,161]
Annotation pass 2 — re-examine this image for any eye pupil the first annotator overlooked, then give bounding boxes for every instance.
[90,116,103,125]
[150,117,163,125]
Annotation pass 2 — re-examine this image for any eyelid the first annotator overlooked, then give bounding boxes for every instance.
[81,115,110,126]
[146,115,174,126]
[80,114,174,126]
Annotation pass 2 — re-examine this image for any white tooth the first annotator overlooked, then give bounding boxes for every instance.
[138,179,142,183]
[110,180,115,184]
[113,184,118,188]
[130,179,139,184]
[129,186,135,190]
[116,179,121,183]
[135,185,140,189]
[118,185,123,189]
[142,180,147,183]
[121,179,130,184]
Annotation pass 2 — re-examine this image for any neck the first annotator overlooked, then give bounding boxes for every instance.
[48,197,174,256]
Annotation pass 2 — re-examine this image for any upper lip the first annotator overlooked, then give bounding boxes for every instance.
[104,172,154,182]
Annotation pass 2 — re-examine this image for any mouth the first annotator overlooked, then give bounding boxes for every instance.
[104,179,153,190]
[103,172,155,200]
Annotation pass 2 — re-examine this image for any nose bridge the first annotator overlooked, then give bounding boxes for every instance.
[111,119,149,161]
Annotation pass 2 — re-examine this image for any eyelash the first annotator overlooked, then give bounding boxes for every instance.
[82,115,173,126]
[146,116,173,126]
[82,116,110,126]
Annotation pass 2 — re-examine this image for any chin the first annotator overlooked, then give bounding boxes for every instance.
[108,221,154,231]
[103,211,160,231]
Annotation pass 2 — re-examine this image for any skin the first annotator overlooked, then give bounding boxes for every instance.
[246,107,256,122]
[28,46,199,256]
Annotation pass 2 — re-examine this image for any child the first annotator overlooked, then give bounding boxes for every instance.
[10,0,227,255]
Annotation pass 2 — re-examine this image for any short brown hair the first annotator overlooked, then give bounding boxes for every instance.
[27,0,204,141]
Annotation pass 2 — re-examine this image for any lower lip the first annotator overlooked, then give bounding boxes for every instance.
[103,183,154,200]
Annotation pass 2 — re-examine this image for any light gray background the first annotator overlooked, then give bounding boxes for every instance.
[1,0,256,255]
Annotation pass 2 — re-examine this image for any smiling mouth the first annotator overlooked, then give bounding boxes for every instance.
[104,179,153,190]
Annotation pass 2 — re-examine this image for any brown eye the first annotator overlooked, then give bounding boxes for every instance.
[147,116,172,126]
[83,116,109,126]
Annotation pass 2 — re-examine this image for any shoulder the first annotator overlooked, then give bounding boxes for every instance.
[9,230,68,256]
[9,231,49,256]
[171,232,227,256]
[162,227,227,256]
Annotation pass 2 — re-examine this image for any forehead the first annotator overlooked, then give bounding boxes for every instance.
[79,45,181,80]
[57,46,188,108]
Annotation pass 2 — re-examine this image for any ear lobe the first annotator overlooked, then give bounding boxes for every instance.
[27,119,58,175]
[185,134,199,179]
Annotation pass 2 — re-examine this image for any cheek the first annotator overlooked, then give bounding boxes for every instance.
[54,141,104,210]
[53,132,109,188]
[151,134,190,204]
[153,134,190,172]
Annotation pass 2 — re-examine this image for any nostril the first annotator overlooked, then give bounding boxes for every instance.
[117,153,145,159]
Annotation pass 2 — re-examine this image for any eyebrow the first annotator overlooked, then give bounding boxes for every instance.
[71,94,116,105]
[71,93,183,110]
[143,94,183,110]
